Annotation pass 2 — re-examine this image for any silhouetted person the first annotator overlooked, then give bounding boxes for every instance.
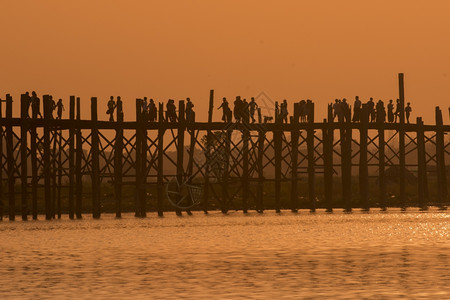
[186,97,195,122]
[166,99,177,122]
[56,99,64,120]
[142,97,149,121]
[275,101,280,122]
[148,99,157,122]
[249,97,258,123]
[280,99,288,123]
[387,100,394,123]
[333,99,344,122]
[341,98,350,122]
[31,91,42,118]
[233,96,243,123]
[107,96,116,122]
[367,98,375,122]
[299,100,307,122]
[405,102,412,124]
[117,96,124,121]
[241,98,249,123]
[394,99,401,123]
[218,97,231,123]
[305,99,314,122]
[376,100,386,123]
[24,91,32,118]
[352,96,361,122]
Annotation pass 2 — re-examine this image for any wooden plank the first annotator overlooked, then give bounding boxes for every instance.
[91,97,101,219]
[75,97,83,219]
[68,96,75,219]
[307,103,316,212]
[20,94,28,220]
[6,95,15,220]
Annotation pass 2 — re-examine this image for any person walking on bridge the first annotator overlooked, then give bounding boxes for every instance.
[107,96,116,122]
[218,97,231,123]
[249,97,258,123]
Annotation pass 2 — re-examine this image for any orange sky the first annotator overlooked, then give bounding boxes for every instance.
[1,1,449,123]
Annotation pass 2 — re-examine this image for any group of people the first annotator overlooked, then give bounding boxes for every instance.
[333,96,413,124]
[23,91,64,119]
[218,96,259,123]
[134,97,195,123]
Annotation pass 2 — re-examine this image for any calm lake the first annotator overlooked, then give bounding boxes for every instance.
[1,209,449,299]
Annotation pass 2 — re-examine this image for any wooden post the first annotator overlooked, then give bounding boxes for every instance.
[30,100,38,220]
[341,108,352,212]
[221,128,231,214]
[175,100,185,216]
[398,73,406,209]
[75,97,83,219]
[68,96,75,219]
[43,95,52,220]
[140,101,147,217]
[157,103,164,217]
[256,129,265,213]
[242,126,249,214]
[290,103,299,213]
[20,94,28,220]
[378,114,386,210]
[6,95,15,220]
[135,99,143,217]
[435,107,448,208]
[359,105,369,211]
[416,117,427,209]
[114,98,123,218]
[274,119,282,213]
[52,115,57,219]
[91,97,100,219]
[324,104,334,212]
[203,90,214,214]
[307,103,316,212]
[57,126,62,219]
[0,96,3,220]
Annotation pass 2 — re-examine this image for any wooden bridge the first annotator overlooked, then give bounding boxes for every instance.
[0,74,449,220]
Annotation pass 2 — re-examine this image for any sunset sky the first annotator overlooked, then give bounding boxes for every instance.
[1,1,449,123]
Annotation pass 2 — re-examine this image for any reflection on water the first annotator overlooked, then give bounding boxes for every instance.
[0,209,449,299]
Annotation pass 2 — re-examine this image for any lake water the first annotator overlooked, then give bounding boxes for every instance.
[1,209,449,299]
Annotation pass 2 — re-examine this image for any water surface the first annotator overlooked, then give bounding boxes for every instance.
[1,209,449,299]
